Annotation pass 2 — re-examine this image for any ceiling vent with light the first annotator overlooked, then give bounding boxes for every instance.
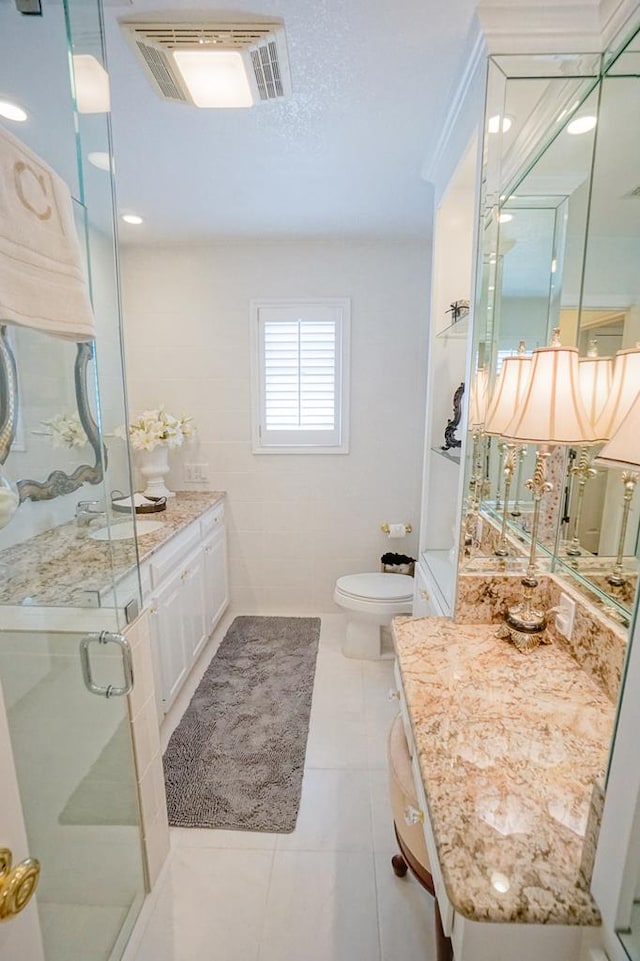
[120,16,292,108]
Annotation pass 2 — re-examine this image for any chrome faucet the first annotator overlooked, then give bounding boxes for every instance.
[75,500,105,527]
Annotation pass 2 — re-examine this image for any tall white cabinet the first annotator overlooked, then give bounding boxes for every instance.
[414,140,480,617]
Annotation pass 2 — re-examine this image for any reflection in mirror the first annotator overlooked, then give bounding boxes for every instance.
[462,42,640,628]
[0,326,104,504]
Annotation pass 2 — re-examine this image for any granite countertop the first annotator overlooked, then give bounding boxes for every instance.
[0,491,224,608]
[392,615,615,927]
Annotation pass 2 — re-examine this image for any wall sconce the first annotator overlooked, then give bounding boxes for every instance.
[500,331,597,652]
[484,342,531,556]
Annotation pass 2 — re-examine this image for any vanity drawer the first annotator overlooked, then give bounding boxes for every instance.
[410,752,454,936]
[149,524,201,587]
[200,502,224,538]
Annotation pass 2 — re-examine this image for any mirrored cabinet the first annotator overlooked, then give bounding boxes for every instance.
[460,29,640,631]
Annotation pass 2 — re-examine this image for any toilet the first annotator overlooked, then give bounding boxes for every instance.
[334,572,414,659]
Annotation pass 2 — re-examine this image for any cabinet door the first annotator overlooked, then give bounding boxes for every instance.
[150,568,189,712]
[182,546,207,663]
[203,525,229,635]
[413,561,443,616]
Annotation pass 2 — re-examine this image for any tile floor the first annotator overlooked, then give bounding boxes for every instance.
[122,613,436,961]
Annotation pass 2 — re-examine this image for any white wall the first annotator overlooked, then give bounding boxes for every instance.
[122,240,430,613]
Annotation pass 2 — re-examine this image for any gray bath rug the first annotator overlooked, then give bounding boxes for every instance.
[163,615,321,832]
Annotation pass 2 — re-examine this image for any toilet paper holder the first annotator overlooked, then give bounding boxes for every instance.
[381,523,412,535]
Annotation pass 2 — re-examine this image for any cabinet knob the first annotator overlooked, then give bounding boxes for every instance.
[403,805,424,827]
[149,605,157,616]
[388,689,401,702]
[420,589,430,601]
[181,569,190,582]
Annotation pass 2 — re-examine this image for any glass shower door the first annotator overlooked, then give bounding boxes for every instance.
[0,0,147,958]
[0,628,145,961]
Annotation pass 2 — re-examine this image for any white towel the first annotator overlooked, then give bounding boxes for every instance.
[0,125,96,341]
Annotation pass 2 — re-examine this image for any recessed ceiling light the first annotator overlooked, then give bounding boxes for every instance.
[122,214,143,225]
[172,50,253,108]
[88,151,111,172]
[488,114,512,134]
[567,115,597,135]
[498,213,513,224]
[72,55,111,114]
[0,99,27,122]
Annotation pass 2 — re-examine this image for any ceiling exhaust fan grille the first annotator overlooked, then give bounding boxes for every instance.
[121,20,291,105]
[251,42,283,101]
[136,40,187,102]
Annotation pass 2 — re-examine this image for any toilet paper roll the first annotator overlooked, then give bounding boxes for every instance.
[388,523,407,539]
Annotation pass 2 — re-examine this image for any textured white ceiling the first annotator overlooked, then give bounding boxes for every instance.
[103,0,478,243]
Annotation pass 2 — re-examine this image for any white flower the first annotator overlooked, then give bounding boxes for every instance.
[123,407,196,452]
[42,413,88,449]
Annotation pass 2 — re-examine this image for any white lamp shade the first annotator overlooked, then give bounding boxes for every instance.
[502,345,597,444]
[469,368,489,428]
[594,346,640,440]
[484,354,531,436]
[597,388,640,470]
[578,355,613,426]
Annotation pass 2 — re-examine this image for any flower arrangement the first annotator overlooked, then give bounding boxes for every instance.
[41,413,88,449]
[124,407,195,452]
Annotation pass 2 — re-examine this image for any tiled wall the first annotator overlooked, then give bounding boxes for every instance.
[122,240,430,613]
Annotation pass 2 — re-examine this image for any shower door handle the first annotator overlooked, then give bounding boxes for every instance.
[80,631,134,698]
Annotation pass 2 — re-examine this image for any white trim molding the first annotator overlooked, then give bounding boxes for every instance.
[421,27,486,186]
[476,0,639,53]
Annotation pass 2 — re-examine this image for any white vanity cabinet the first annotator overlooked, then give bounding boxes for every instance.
[146,502,228,720]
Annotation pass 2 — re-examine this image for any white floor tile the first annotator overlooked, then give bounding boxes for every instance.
[258,851,381,961]
[171,826,279,851]
[369,768,399,854]
[277,768,372,852]
[130,847,274,961]
[305,707,369,769]
[374,850,436,961]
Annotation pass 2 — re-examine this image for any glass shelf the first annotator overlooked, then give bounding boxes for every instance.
[430,446,462,464]
[436,314,469,339]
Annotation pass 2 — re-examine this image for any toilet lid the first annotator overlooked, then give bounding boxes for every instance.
[336,572,414,602]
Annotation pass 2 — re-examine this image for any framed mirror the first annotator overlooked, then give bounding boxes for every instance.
[0,324,104,502]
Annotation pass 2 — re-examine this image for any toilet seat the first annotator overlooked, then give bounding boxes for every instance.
[335,572,414,603]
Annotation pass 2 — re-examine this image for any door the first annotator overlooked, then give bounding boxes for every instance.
[182,546,207,663]
[0,679,44,961]
[203,525,229,634]
[152,569,189,710]
[0,629,146,961]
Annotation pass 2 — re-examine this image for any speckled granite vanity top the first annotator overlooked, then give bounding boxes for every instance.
[0,491,224,607]
[392,615,615,926]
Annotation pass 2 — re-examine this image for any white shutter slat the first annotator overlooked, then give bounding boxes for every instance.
[263,317,337,431]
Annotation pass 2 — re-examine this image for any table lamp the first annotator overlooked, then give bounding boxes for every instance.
[500,330,598,652]
[566,343,613,556]
[484,343,531,556]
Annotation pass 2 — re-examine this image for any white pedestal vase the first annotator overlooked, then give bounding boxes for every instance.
[137,445,174,498]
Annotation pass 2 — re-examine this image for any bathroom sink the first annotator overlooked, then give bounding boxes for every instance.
[89,519,165,541]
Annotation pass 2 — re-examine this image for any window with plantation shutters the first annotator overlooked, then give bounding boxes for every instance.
[251,299,350,452]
